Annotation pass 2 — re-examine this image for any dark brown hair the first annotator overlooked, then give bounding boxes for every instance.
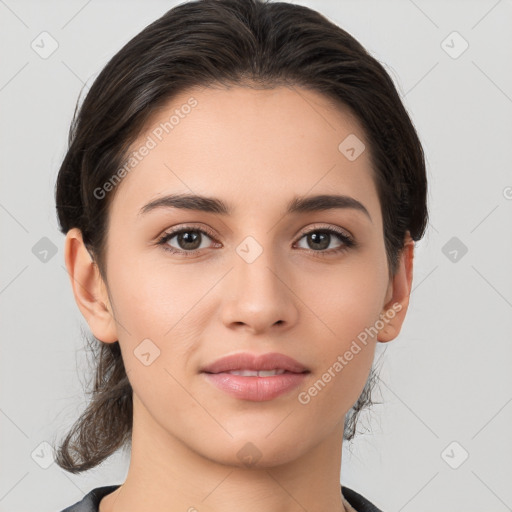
[53,0,428,473]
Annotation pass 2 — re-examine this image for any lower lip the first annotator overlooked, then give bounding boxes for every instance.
[202,372,309,401]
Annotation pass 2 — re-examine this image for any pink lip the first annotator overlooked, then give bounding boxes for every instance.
[201,352,309,374]
[203,372,309,401]
[201,352,310,401]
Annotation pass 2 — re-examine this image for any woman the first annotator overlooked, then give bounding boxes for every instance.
[53,0,428,511]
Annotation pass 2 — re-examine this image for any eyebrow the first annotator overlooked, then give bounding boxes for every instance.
[138,193,372,221]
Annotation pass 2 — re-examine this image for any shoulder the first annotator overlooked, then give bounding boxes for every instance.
[57,485,121,512]
[342,485,385,512]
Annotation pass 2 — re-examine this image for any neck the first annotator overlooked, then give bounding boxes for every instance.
[101,394,349,512]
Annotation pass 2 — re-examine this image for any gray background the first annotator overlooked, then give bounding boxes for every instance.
[1,0,511,511]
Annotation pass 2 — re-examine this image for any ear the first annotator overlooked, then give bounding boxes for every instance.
[63,227,118,343]
[377,232,415,343]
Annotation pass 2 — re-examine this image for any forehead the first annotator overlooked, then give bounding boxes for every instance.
[108,84,380,223]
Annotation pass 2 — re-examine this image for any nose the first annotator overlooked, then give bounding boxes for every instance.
[219,242,299,335]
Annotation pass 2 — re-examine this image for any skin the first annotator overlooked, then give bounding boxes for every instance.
[65,84,414,512]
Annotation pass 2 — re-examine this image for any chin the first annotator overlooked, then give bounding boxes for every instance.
[197,431,310,470]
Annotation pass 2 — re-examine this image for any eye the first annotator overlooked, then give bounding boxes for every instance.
[156,224,356,258]
[294,225,356,257]
[156,225,220,257]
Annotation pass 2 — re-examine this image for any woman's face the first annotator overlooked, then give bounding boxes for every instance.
[74,85,410,467]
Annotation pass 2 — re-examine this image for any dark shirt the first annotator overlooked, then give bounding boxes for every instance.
[59,483,383,512]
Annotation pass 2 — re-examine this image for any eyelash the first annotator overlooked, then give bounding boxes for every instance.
[156,224,356,259]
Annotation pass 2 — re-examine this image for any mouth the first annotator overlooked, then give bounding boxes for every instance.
[201,352,310,401]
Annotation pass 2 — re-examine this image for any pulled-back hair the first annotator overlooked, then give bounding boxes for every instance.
[53,0,428,473]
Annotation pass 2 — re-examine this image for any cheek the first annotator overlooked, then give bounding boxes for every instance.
[107,244,212,337]
[308,256,388,342]
[295,276,383,434]
[105,250,217,395]
[304,256,387,395]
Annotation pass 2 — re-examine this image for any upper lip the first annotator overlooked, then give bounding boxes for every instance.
[201,352,310,374]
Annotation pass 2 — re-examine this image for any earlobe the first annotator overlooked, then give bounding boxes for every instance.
[64,228,118,343]
[377,233,415,343]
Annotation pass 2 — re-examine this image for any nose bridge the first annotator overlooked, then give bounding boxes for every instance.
[234,232,283,296]
[220,231,297,331]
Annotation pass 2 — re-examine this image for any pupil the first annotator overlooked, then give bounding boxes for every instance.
[179,231,200,250]
[309,231,329,250]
